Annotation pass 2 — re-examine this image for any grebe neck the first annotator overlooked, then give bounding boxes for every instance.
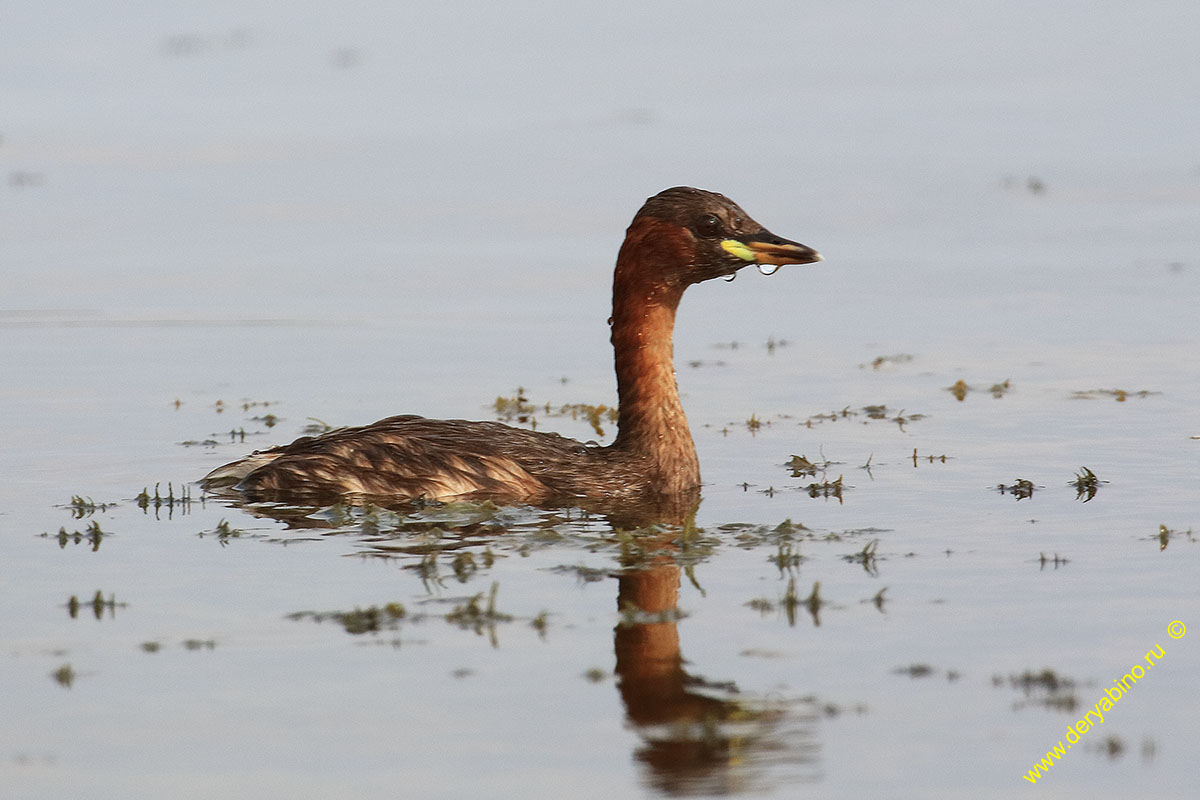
[609,232,701,492]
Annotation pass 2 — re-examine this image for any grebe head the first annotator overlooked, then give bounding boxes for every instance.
[627,187,822,286]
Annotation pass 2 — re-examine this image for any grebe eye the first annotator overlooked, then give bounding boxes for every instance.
[696,214,722,238]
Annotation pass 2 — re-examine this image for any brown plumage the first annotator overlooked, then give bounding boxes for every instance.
[202,187,821,506]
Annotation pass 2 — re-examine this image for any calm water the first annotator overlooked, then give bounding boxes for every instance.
[3,2,1198,798]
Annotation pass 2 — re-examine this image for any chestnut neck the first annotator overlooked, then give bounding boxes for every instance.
[608,220,701,493]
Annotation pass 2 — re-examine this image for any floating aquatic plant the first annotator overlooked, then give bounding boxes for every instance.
[911,449,950,466]
[842,539,880,576]
[861,353,915,370]
[993,668,1080,714]
[1038,553,1070,570]
[787,454,820,477]
[492,388,618,437]
[997,479,1036,500]
[1070,388,1158,402]
[287,602,407,635]
[770,542,804,575]
[947,379,1010,401]
[198,518,244,545]
[1156,524,1195,551]
[446,582,513,647]
[42,521,108,551]
[66,590,123,620]
[302,417,333,435]
[63,495,114,518]
[1070,466,1105,502]
[51,664,76,689]
[802,405,925,429]
[135,482,193,518]
[804,475,845,503]
[781,579,823,627]
[893,664,936,679]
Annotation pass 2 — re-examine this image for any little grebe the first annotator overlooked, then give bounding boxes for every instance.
[202,187,821,505]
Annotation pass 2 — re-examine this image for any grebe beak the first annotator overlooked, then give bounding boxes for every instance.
[737,231,822,267]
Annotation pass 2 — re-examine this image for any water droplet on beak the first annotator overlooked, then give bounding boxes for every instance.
[756,263,781,276]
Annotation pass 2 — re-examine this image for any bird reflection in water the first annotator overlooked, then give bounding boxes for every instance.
[219,491,824,795]
[611,497,822,795]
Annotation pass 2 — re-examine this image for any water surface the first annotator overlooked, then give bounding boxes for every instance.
[3,2,1198,798]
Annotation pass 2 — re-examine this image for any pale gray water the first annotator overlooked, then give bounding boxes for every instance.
[3,2,1198,798]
